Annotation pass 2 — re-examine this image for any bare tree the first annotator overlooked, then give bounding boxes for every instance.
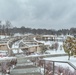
[5,20,12,35]
[0,21,2,35]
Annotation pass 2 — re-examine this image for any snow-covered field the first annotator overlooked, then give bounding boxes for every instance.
[12,41,23,54]
[12,39,76,72]
[43,56,76,71]
[37,40,76,71]
[0,35,9,39]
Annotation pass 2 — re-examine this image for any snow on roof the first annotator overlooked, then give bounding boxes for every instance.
[0,35,9,39]
[42,35,56,37]
[12,49,23,54]
[66,35,74,38]
[28,44,39,47]
[14,33,23,36]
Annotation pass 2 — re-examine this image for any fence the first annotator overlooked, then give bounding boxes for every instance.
[42,60,76,75]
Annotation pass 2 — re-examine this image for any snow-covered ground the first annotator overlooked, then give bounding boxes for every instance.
[0,35,75,73]
[0,35,9,39]
[0,51,7,58]
[35,38,65,54]
[34,38,76,71]
[43,56,76,71]
[12,40,23,54]
[44,49,66,55]
[39,41,76,71]
[0,56,17,61]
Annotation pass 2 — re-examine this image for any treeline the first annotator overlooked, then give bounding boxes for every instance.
[0,21,76,35]
[8,27,76,35]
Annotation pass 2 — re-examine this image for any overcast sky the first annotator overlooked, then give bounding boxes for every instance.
[0,0,76,30]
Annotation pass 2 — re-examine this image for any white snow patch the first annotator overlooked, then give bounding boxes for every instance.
[43,56,76,71]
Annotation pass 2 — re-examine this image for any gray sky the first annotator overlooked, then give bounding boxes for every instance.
[0,0,76,30]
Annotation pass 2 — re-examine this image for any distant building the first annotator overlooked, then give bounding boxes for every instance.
[36,35,57,41]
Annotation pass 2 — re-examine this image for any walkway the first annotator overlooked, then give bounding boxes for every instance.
[10,55,42,75]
